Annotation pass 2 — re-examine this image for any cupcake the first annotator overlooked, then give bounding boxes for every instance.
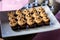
[22,9,30,15]
[17,14,24,20]
[42,17,50,24]
[34,16,42,25]
[9,18,17,26]
[29,8,37,13]
[27,19,35,27]
[32,12,39,18]
[9,19,18,31]
[8,11,17,19]
[37,7,45,12]
[8,16,16,21]
[18,18,26,29]
[9,20,17,27]
[8,12,15,16]
[25,15,33,20]
[39,12,47,17]
[8,12,15,17]
[16,10,22,15]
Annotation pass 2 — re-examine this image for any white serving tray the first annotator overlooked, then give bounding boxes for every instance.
[0,6,60,37]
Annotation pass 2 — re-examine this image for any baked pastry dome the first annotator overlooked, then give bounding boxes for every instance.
[9,19,17,27]
[18,18,26,26]
[40,12,47,17]
[22,9,29,15]
[34,17,42,24]
[25,15,33,20]
[16,10,22,15]
[37,7,45,12]
[42,17,50,24]
[8,12,15,16]
[32,12,39,18]
[17,14,24,20]
[8,12,16,20]
[29,8,37,13]
[8,16,16,21]
[27,19,34,25]
[8,12,15,17]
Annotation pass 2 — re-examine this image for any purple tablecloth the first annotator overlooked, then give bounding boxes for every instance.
[33,11,60,40]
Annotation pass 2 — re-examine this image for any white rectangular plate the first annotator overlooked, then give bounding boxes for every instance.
[0,6,60,37]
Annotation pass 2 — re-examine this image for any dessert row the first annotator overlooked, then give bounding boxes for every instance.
[8,7,50,31]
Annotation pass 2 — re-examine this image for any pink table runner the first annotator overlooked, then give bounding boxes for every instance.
[0,1,2,11]
[0,0,29,11]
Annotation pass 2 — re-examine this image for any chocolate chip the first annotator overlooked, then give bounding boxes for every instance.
[32,17,34,19]
[14,14,17,17]
[31,13,33,15]
[15,19,18,21]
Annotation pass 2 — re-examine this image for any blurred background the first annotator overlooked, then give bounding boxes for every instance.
[25,0,60,15]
